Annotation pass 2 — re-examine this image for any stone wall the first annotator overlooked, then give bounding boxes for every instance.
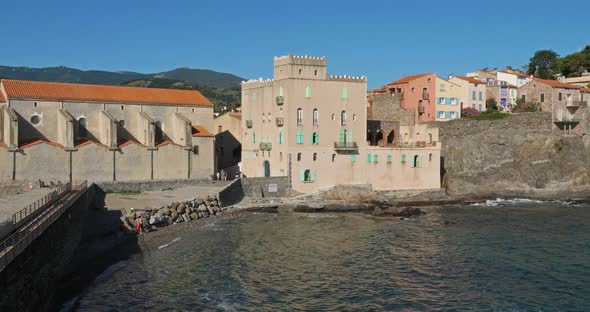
[240,176,290,198]
[371,94,415,126]
[97,178,214,193]
[438,112,590,198]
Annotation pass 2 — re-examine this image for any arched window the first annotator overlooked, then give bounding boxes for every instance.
[297,108,303,125]
[376,130,384,145]
[416,133,421,142]
[428,133,433,144]
[341,110,346,126]
[313,109,319,125]
[297,153,302,161]
[353,114,356,121]
[429,153,433,162]
[313,153,317,161]
[304,169,311,181]
[77,117,87,138]
[387,130,394,144]
[312,132,319,144]
[262,113,265,123]
[404,133,409,144]
[305,86,312,98]
[332,114,335,120]
[332,154,336,162]
[413,155,419,168]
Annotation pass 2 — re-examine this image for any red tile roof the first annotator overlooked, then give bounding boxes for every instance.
[75,139,107,148]
[580,88,590,93]
[117,138,143,148]
[453,76,486,84]
[535,78,581,89]
[192,125,213,137]
[155,140,183,148]
[1,79,213,106]
[387,73,433,86]
[19,138,63,149]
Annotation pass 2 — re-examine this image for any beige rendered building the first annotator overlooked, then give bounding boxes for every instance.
[0,79,215,182]
[449,76,486,112]
[435,77,462,121]
[241,54,441,193]
[213,112,242,177]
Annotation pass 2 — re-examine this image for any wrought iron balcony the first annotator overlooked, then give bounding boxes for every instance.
[276,96,284,105]
[334,141,358,151]
[276,117,284,127]
[266,142,272,151]
[246,120,253,128]
[259,142,267,151]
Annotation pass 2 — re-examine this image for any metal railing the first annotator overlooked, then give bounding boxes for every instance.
[334,142,358,150]
[12,183,72,228]
[0,181,88,272]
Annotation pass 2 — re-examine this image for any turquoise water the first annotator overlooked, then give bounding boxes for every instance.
[71,200,590,311]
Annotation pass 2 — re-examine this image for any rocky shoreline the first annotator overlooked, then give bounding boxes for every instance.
[123,195,223,232]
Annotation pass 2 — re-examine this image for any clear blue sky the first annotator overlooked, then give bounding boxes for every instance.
[2,0,589,88]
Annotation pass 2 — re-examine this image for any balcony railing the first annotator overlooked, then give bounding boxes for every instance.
[276,96,284,105]
[246,120,253,128]
[266,142,272,151]
[334,141,358,150]
[276,117,284,127]
[259,142,267,151]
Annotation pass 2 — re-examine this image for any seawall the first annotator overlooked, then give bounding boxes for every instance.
[438,112,590,199]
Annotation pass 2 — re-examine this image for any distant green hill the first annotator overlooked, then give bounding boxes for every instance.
[123,78,240,112]
[0,65,244,88]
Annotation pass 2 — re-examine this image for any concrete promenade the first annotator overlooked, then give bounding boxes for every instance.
[105,181,232,212]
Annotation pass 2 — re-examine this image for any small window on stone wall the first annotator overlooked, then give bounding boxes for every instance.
[34,102,38,107]
[297,153,302,161]
[121,105,125,110]
[119,120,125,127]
[30,115,42,126]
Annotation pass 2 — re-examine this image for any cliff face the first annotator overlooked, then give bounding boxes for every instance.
[438,113,590,199]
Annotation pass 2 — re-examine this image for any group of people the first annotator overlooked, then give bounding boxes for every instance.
[217,169,229,181]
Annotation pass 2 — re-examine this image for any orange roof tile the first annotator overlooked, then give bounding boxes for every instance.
[75,139,108,148]
[117,138,144,148]
[387,73,433,86]
[453,76,486,84]
[192,125,213,137]
[1,79,213,106]
[155,140,183,148]
[20,138,64,149]
[535,78,581,89]
[580,88,590,93]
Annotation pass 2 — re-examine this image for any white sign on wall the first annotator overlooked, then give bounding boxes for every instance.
[268,184,278,193]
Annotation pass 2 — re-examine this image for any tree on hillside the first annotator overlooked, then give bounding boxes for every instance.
[486,98,498,111]
[559,45,590,77]
[527,50,560,79]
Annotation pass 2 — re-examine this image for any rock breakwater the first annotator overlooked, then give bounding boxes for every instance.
[123,195,222,232]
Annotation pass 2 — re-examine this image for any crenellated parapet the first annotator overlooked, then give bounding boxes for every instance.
[328,74,367,82]
[274,54,327,67]
[241,78,275,89]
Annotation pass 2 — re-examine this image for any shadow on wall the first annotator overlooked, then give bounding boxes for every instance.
[440,156,447,192]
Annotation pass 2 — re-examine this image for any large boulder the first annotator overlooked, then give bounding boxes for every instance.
[373,206,424,217]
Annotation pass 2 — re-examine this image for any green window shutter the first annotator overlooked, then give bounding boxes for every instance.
[253,132,256,143]
[267,136,270,143]
[411,155,415,168]
[311,169,317,182]
[387,154,392,163]
[351,155,356,162]
[248,112,252,119]
[348,130,353,143]
[368,154,372,163]
[279,86,283,97]
[401,154,406,163]
[316,133,319,144]
[310,133,314,144]
[299,170,305,182]
[342,87,348,99]
[279,132,283,144]
[419,156,423,168]
[305,86,311,98]
[373,154,378,163]
[339,129,345,145]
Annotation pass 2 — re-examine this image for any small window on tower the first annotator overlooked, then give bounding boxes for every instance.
[299,69,302,75]
[314,70,318,76]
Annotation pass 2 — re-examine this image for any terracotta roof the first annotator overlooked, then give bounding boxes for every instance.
[387,73,432,86]
[535,78,581,89]
[20,138,63,149]
[192,125,213,137]
[1,79,213,106]
[580,88,590,93]
[453,76,485,84]
[117,138,144,148]
[75,139,107,148]
[155,140,183,148]
[0,91,5,103]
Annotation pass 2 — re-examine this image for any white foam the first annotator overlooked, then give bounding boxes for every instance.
[158,237,182,249]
